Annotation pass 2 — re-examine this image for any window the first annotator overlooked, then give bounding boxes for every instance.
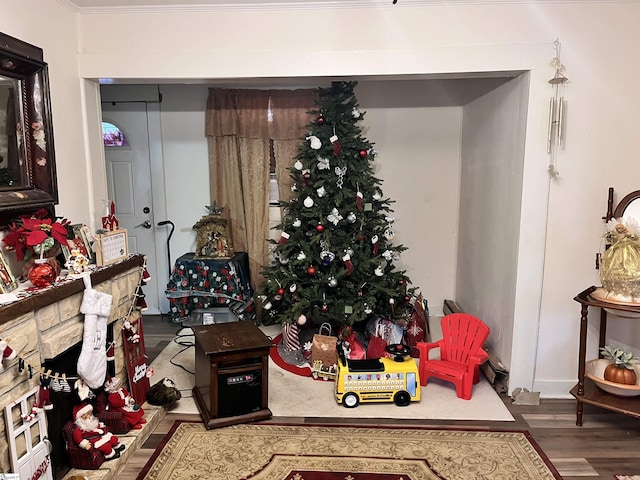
[102,121,128,147]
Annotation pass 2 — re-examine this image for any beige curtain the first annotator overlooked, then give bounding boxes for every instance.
[206,88,314,290]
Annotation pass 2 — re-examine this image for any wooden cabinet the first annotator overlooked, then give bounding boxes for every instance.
[192,321,272,429]
[571,286,640,426]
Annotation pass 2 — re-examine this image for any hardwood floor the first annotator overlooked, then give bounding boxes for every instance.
[124,314,640,480]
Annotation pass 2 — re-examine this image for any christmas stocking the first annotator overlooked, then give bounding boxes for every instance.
[77,287,113,389]
[342,253,353,276]
[0,339,17,373]
[330,135,341,157]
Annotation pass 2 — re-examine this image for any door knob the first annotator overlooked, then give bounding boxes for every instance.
[137,220,152,229]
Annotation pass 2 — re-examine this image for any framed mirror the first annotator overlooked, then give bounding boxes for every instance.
[0,32,57,225]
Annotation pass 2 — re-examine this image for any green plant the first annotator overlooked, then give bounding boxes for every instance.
[600,345,638,369]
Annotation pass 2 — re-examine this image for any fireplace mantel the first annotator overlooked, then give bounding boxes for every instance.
[0,255,144,324]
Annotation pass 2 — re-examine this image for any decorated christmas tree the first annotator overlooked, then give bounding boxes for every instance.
[259,81,415,331]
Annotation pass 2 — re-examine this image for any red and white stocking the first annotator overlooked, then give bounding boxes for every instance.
[0,339,17,373]
[279,232,290,245]
[282,323,301,352]
[342,253,353,276]
[371,235,379,256]
[330,135,341,157]
[356,191,364,212]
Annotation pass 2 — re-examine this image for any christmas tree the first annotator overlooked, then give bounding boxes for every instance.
[259,81,415,331]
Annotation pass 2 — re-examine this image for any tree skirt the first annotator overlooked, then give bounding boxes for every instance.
[137,421,561,480]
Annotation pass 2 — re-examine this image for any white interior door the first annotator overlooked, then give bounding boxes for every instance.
[102,101,167,314]
[5,388,53,480]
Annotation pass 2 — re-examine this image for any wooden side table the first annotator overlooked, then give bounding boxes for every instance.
[192,321,273,429]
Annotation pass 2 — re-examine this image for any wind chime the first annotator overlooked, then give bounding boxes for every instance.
[547,39,568,178]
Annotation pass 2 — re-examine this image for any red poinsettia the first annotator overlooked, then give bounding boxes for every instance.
[3,209,71,261]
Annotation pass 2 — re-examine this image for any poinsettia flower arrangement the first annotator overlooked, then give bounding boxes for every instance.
[2,209,72,261]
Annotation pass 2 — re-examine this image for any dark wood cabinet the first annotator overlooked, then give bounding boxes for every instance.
[571,286,640,426]
[192,321,272,429]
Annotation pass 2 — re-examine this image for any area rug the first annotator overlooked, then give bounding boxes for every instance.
[149,328,514,421]
[137,421,561,480]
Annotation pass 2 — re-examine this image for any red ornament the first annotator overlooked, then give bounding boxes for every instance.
[277,287,285,296]
[307,266,316,275]
[398,279,406,286]
[404,295,412,303]
[359,150,368,158]
[321,303,328,313]
[303,172,311,180]
[28,260,57,288]
[316,224,325,233]
[317,115,325,124]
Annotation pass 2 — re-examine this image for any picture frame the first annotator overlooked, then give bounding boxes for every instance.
[0,248,18,293]
[94,228,129,267]
[62,224,95,264]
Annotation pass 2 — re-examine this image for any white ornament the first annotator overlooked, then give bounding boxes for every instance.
[385,216,395,224]
[263,301,272,310]
[375,266,384,276]
[347,212,356,223]
[364,304,373,314]
[382,249,394,261]
[352,107,361,118]
[316,186,327,197]
[317,157,330,170]
[327,208,343,225]
[384,229,395,240]
[294,160,303,170]
[279,257,290,265]
[289,284,297,292]
[307,135,322,150]
[372,191,382,201]
[274,295,282,301]
[297,251,306,261]
[328,277,338,287]
[291,184,298,192]
[297,314,307,325]
[293,218,302,227]
[303,196,314,208]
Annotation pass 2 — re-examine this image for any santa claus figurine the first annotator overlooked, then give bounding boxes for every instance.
[104,377,146,429]
[72,403,125,460]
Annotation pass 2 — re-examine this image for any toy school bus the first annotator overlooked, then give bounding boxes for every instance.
[335,344,420,407]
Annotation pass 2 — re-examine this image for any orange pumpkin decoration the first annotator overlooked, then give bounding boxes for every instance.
[604,364,637,385]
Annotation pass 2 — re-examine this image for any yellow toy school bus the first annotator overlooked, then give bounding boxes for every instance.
[335,344,420,407]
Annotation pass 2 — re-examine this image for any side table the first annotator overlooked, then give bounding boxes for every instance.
[192,321,273,429]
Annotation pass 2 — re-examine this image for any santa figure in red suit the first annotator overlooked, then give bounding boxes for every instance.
[104,376,146,429]
[72,403,125,460]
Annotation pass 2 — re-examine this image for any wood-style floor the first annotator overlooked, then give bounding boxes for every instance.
[122,314,640,480]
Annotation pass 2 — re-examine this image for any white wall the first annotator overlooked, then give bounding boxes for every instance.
[4,1,640,396]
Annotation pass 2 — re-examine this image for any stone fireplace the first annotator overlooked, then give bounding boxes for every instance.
[0,254,165,479]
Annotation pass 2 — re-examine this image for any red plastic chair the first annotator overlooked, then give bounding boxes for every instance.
[416,313,490,400]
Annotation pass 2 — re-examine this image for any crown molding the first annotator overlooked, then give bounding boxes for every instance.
[56,0,637,15]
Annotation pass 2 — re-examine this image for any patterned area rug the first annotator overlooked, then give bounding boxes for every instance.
[137,421,561,480]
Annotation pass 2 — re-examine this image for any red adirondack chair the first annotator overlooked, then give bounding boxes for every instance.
[416,313,490,400]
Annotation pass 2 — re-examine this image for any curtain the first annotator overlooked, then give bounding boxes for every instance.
[206,88,314,290]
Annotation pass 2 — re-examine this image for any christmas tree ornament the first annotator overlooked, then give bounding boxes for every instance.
[316,115,325,124]
[303,196,314,208]
[316,223,325,233]
[382,249,394,260]
[330,134,341,156]
[289,283,297,292]
[279,231,290,244]
[356,191,364,212]
[317,156,331,170]
[294,160,303,170]
[327,208,343,225]
[399,278,406,286]
[277,287,285,296]
[321,303,328,313]
[293,218,302,227]
[316,186,327,197]
[371,235,379,255]
[307,265,317,275]
[297,314,307,325]
[328,276,338,287]
[359,149,368,158]
[343,253,354,276]
[263,301,272,310]
[384,228,395,240]
[320,250,335,265]
[335,166,347,188]
[352,107,361,118]
[303,171,311,184]
[364,303,373,314]
[372,191,382,201]
[347,212,356,223]
[291,183,298,192]
[307,135,322,150]
[297,251,306,260]
[375,266,384,276]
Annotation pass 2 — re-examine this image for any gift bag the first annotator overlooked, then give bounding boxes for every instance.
[405,293,429,357]
[311,323,338,368]
[339,325,366,360]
